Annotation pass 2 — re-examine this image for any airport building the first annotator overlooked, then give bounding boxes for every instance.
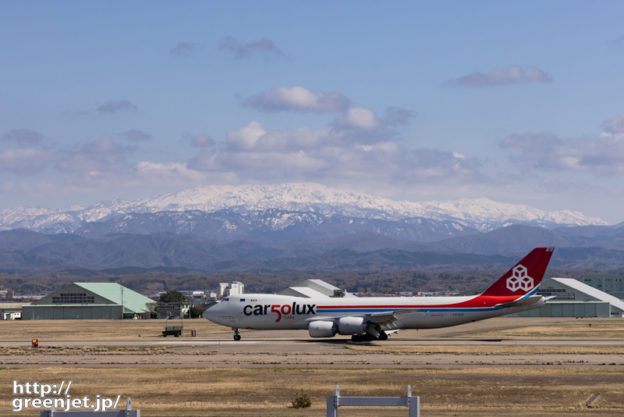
[22,282,156,320]
[279,279,355,298]
[514,277,624,318]
[580,275,624,299]
[218,281,245,298]
[0,302,25,320]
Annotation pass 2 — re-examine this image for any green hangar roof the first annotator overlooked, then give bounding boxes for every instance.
[73,282,155,314]
[31,282,155,314]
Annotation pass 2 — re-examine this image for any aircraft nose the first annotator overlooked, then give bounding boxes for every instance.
[202,300,238,327]
[202,301,219,320]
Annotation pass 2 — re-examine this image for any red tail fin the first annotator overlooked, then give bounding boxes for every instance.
[481,247,554,298]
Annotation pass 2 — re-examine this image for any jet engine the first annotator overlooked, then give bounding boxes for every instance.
[308,320,337,338]
[337,316,366,335]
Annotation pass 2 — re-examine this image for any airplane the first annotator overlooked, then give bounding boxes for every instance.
[203,247,554,341]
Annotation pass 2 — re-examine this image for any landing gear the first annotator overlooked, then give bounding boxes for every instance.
[351,330,388,342]
[233,328,241,341]
[351,334,374,342]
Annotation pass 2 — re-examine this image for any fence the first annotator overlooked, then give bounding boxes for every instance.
[326,385,419,417]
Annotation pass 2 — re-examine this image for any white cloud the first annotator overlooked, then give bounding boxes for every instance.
[191,135,215,147]
[95,99,138,114]
[226,121,267,150]
[501,132,583,171]
[0,93,485,208]
[56,136,134,175]
[501,115,624,174]
[242,86,349,113]
[342,107,380,129]
[137,161,206,182]
[189,120,484,187]
[603,114,624,135]
[608,35,624,46]
[0,148,54,174]
[219,36,283,59]
[224,119,392,154]
[2,129,46,146]
[384,106,415,126]
[0,180,97,202]
[120,129,151,142]
[170,41,196,57]
[451,65,553,87]
[226,122,335,152]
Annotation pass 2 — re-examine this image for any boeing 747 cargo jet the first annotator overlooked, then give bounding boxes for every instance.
[204,247,554,341]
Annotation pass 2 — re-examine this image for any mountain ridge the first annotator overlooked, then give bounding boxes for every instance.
[1,224,624,271]
[0,183,607,237]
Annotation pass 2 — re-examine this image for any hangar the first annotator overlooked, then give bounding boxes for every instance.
[515,277,624,318]
[279,279,355,298]
[0,302,25,320]
[580,275,624,299]
[22,282,156,320]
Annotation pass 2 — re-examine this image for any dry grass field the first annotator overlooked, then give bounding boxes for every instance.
[0,318,230,341]
[1,317,622,416]
[1,367,623,417]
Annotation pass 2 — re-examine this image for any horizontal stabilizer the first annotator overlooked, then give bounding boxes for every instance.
[497,295,544,309]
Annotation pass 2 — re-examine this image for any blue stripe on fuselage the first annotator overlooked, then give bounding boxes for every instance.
[518,286,540,300]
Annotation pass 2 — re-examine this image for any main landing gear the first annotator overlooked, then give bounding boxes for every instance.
[351,330,388,342]
[233,328,241,341]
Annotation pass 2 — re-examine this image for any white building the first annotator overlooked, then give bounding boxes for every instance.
[228,281,245,296]
[1,303,25,320]
[515,277,624,318]
[279,279,355,298]
[218,282,245,298]
[218,283,229,298]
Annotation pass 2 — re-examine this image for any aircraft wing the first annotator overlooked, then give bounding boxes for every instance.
[304,310,405,328]
[364,310,399,324]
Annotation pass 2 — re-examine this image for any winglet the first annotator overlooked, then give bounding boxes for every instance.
[480,247,554,298]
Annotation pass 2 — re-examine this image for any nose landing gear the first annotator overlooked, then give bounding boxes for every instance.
[233,328,241,341]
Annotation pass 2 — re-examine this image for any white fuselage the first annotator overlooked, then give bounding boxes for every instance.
[204,293,541,331]
[203,247,554,340]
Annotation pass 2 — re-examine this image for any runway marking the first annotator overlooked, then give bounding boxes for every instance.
[154,340,259,345]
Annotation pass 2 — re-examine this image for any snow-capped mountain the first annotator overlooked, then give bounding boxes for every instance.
[0,183,607,239]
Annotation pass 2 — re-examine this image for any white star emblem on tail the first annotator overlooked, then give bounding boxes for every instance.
[506,264,534,292]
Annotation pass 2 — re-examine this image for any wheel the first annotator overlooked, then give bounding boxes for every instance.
[233,334,241,341]
[378,331,388,341]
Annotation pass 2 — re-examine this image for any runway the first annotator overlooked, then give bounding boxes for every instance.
[2,329,623,369]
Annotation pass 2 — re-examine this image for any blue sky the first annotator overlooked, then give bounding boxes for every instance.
[1,1,624,223]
